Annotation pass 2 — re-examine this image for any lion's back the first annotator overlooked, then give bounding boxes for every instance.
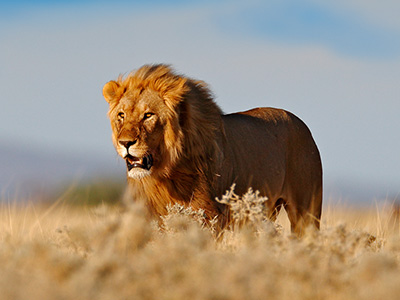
[228,107,319,153]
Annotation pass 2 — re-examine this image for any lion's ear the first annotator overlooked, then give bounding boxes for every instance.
[103,81,121,103]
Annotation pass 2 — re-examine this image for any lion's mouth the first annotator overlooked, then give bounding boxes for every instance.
[125,154,153,171]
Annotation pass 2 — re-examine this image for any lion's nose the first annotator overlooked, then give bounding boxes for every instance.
[119,140,137,150]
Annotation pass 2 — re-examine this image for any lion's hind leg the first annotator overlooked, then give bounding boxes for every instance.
[268,198,287,222]
[285,194,322,237]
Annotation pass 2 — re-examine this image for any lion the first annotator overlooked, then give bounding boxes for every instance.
[103,64,322,235]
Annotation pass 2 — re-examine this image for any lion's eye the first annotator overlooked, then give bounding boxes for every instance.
[143,112,154,120]
[118,112,125,120]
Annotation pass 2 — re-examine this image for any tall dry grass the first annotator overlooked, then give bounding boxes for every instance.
[0,191,400,300]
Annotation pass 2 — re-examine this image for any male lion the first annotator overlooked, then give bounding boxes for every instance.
[103,64,322,234]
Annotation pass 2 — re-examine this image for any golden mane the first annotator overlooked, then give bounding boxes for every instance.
[126,65,223,171]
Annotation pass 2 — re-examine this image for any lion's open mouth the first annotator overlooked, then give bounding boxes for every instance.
[125,154,153,171]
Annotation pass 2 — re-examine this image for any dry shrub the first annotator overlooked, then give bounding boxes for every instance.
[216,184,269,228]
[0,191,399,300]
[161,203,217,234]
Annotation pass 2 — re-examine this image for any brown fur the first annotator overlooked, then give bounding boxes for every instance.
[103,64,322,234]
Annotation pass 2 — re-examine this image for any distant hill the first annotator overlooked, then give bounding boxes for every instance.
[0,141,125,201]
[323,176,399,207]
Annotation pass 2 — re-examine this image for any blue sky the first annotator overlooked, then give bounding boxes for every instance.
[2,1,400,58]
[223,1,400,58]
[1,0,400,201]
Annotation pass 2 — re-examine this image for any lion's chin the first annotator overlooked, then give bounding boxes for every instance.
[127,168,152,180]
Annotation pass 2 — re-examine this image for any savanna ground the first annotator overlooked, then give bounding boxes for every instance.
[1,186,400,300]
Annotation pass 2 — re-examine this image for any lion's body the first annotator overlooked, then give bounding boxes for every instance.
[103,64,322,234]
[219,108,322,232]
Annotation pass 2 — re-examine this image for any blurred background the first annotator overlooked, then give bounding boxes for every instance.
[1,0,399,206]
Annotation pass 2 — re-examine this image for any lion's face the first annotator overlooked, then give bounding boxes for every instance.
[104,80,184,180]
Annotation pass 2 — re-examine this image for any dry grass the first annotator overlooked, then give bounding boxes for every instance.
[1,192,400,300]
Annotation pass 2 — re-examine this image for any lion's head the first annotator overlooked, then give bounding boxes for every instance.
[103,64,223,181]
